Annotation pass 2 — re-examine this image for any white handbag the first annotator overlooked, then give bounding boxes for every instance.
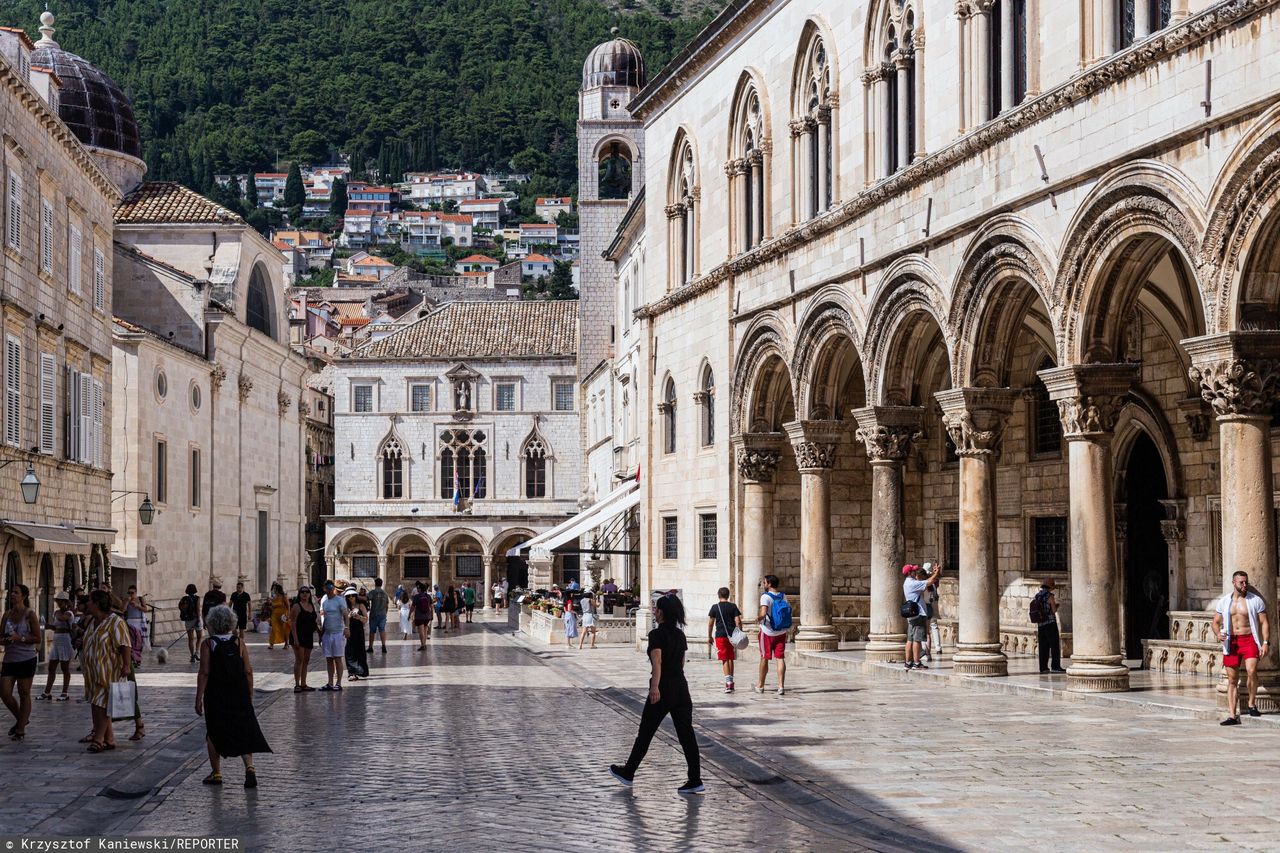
[108,679,136,721]
[716,603,750,650]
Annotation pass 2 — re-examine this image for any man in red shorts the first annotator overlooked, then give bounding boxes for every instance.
[1212,570,1271,725]
[707,587,743,693]
[755,574,790,696]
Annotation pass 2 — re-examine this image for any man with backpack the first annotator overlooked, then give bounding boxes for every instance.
[902,563,941,670]
[1031,578,1066,673]
[754,575,792,695]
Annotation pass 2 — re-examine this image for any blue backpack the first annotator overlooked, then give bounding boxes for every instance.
[764,590,792,631]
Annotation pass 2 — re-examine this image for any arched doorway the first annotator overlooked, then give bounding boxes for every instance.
[1121,432,1169,659]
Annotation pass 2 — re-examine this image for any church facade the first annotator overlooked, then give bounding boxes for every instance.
[588,0,1280,701]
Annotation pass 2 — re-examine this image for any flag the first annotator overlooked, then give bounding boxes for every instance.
[452,464,461,509]
[473,475,485,499]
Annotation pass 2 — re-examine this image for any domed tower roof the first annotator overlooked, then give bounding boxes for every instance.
[31,12,142,159]
[582,29,646,90]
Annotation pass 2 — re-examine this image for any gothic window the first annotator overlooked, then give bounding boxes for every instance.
[524,436,548,498]
[793,31,834,219]
[598,141,633,200]
[661,378,677,455]
[380,437,404,499]
[439,429,487,500]
[730,82,768,253]
[1031,356,1062,457]
[245,265,275,340]
[987,2,1029,118]
[667,137,698,288]
[1114,0,1171,50]
[698,366,715,447]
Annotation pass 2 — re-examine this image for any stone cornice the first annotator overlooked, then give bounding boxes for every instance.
[633,0,1276,323]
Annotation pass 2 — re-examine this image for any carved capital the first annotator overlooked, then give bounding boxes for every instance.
[788,118,807,137]
[298,399,312,417]
[1176,396,1211,441]
[656,401,673,415]
[735,432,784,484]
[277,389,292,416]
[664,203,685,220]
[935,388,1018,457]
[851,406,924,462]
[1184,333,1280,418]
[826,91,840,109]
[209,363,227,392]
[237,372,254,402]
[1158,499,1187,544]
[1038,364,1137,439]
[783,420,843,471]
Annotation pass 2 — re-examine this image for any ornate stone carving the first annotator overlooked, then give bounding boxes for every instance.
[787,118,808,138]
[1176,397,1211,441]
[791,440,837,470]
[209,363,227,391]
[942,410,1002,456]
[277,389,292,416]
[298,400,312,417]
[1055,395,1124,437]
[855,424,920,461]
[1038,364,1136,439]
[664,203,685,220]
[237,373,253,402]
[1188,358,1280,417]
[634,1,1272,324]
[783,420,843,471]
[737,446,782,483]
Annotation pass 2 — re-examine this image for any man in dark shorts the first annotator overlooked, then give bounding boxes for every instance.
[411,583,434,649]
[707,587,743,693]
[229,582,252,638]
[366,578,389,654]
[202,580,227,622]
[462,582,476,623]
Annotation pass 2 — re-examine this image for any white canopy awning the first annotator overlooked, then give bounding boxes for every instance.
[514,478,640,561]
[3,522,90,555]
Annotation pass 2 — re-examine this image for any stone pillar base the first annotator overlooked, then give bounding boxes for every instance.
[865,635,905,662]
[1066,660,1130,693]
[952,644,1008,677]
[793,625,838,652]
[1218,670,1280,713]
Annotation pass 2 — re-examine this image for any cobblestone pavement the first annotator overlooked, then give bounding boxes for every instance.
[6,616,1273,851]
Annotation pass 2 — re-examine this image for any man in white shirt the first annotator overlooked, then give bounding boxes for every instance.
[1212,570,1271,725]
[754,574,789,696]
[902,563,941,671]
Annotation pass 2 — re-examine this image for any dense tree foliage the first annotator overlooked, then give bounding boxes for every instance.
[14,0,717,196]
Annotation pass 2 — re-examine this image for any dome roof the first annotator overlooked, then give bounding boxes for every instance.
[582,30,646,90]
[31,13,142,160]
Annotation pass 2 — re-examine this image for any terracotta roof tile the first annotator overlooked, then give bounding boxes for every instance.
[356,300,577,360]
[457,254,498,264]
[116,182,243,225]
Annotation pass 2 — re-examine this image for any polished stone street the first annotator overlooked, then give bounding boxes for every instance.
[1,615,1273,851]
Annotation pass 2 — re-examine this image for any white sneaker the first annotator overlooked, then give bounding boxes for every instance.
[775,687,785,696]
[752,685,764,694]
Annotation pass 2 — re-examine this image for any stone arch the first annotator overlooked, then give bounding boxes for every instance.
[1202,104,1280,332]
[327,527,381,558]
[731,314,795,435]
[950,215,1059,387]
[667,127,702,285]
[1112,388,1184,502]
[1055,161,1209,363]
[383,528,433,556]
[792,291,866,420]
[792,17,841,116]
[245,260,277,341]
[435,527,488,556]
[864,256,952,404]
[863,0,923,68]
[593,135,639,200]
[491,527,539,558]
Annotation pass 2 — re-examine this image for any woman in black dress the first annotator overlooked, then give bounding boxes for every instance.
[289,587,319,692]
[344,589,369,680]
[195,605,271,787]
[609,594,704,795]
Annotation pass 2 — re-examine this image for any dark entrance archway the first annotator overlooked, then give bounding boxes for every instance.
[1122,432,1169,659]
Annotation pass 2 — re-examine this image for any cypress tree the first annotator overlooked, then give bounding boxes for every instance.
[284,163,306,208]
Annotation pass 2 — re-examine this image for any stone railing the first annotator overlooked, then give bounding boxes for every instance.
[520,605,635,646]
[1141,611,1221,677]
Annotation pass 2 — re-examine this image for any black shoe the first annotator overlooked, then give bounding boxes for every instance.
[1248,706,1262,717]
[190,654,197,663]
[1040,669,1050,674]
[1220,716,1241,726]
[677,780,705,796]
[244,767,257,788]
[608,764,633,787]
[1051,667,1067,673]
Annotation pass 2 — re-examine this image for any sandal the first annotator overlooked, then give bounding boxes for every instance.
[79,733,96,743]
[293,686,303,693]
[202,772,223,785]
[86,741,107,753]
[301,686,315,692]
[129,729,145,741]
[56,693,70,701]
[36,693,51,701]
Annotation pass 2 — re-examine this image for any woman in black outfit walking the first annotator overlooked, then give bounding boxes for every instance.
[609,594,704,795]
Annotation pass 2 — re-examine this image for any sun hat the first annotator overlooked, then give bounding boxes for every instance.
[902,564,917,576]
[922,562,933,572]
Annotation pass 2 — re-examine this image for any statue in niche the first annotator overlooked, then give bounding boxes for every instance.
[454,379,472,411]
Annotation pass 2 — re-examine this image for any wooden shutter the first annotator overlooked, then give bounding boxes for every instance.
[92,248,105,312]
[68,225,81,294]
[78,373,91,463]
[4,336,20,446]
[92,379,104,469]
[40,200,52,273]
[38,353,55,454]
[7,172,21,252]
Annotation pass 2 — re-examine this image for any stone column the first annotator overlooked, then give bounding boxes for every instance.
[1186,332,1280,711]
[799,120,815,218]
[853,406,924,662]
[750,151,764,245]
[482,555,494,609]
[1135,0,1152,38]
[664,203,683,285]
[735,433,782,626]
[1039,364,1138,693]
[999,0,1015,111]
[973,5,992,121]
[782,420,843,651]
[936,388,1019,677]
[682,199,695,283]
[1158,499,1187,612]
[1101,0,1117,55]
[894,53,911,168]
[789,120,805,222]
[429,554,441,589]
[878,70,893,176]
[816,109,830,213]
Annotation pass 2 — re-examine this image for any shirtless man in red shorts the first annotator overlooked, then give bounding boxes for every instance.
[1212,570,1271,725]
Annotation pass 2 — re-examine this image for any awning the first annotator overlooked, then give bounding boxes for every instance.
[515,479,640,561]
[3,522,90,555]
[109,553,138,571]
[75,525,117,545]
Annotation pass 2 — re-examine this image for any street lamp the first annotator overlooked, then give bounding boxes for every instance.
[112,490,156,525]
[0,460,39,504]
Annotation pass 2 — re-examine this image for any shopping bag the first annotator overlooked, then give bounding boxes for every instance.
[108,679,136,721]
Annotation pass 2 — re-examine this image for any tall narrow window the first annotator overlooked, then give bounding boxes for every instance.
[191,447,201,507]
[68,225,82,295]
[4,336,20,447]
[884,39,900,174]
[381,438,404,499]
[440,447,454,499]
[92,380,103,469]
[38,353,55,455]
[662,516,678,560]
[699,513,717,560]
[257,511,269,591]
[699,367,715,447]
[154,439,167,504]
[661,378,677,455]
[40,199,53,274]
[78,373,91,464]
[92,247,105,312]
[7,170,22,252]
[1031,356,1062,457]
[668,139,697,287]
[794,31,833,217]
[524,437,547,498]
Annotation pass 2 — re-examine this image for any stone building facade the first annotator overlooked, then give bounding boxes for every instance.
[0,20,122,620]
[600,0,1280,701]
[111,182,310,641]
[325,300,581,601]
[302,373,335,588]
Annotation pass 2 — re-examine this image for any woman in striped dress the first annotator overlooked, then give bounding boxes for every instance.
[81,590,132,753]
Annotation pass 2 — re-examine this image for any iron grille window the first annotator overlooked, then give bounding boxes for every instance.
[455,554,482,578]
[553,381,574,412]
[403,555,430,577]
[410,384,431,412]
[1032,363,1062,456]
[1032,516,1068,572]
[662,516,678,560]
[944,521,960,574]
[524,440,547,498]
[353,385,373,412]
[351,555,378,575]
[699,514,717,560]
[496,383,516,411]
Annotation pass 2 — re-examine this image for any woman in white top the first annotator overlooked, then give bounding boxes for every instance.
[397,591,412,640]
[578,593,599,650]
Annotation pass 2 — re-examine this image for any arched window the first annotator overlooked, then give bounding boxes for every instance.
[698,367,715,447]
[245,264,274,340]
[793,31,834,219]
[380,436,404,499]
[524,436,548,498]
[666,137,698,288]
[440,430,487,501]
[729,81,768,253]
[988,1,1029,118]
[1113,0,1171,50]
[660,378,677,454]
[5,550,21,592]
[598,140,633,200]
[866,3,923,177]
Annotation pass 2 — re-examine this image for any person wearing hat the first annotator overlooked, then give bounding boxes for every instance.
[201,580,227,623]
[319,581,350,691]
[343,588,369,681]
[919,562,943,663]
[38,593,76,701]
[902,563,941,670]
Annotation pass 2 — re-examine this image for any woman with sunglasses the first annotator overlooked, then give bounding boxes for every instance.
[288,587,320,692]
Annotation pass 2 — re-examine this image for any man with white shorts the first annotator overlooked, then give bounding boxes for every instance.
[320,581,350,691]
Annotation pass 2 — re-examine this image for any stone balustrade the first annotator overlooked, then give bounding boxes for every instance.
[1141,611,1221,677]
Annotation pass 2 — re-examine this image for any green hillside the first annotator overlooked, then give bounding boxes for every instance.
[11,0,717,193]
